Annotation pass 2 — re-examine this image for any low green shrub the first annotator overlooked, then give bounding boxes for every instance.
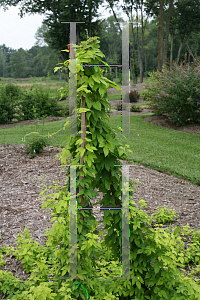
[22,107,56,157]
[0,83,23,124]
[5,82,22,99]
[1,195,200,299]
[14,89,63,120]
[116,102,127,111]
[130,104,143,112]
[142,91,152,102]
[0,83,66,124]
[151,206,178,224]
[115,103,143,112]
[18,88,65,121]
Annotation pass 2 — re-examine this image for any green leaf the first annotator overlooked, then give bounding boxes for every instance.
[85,144,97,152]
[81,244,86,251]
[99,78,108,86]
[88,77,94,88]
[118,147,124,157]
[77,84,91,94]
[54,66,62,73]
[103,147,109,157]
[84,156,92,167]
[92,73,100,83]
[75,138,84,146]
[77,107,91,114]
[136,280,141,290]
[81,76,88,84]
[75,147,85,158]
[92,82,100,91]
[173,226,180,235]
[93,101,101,111]
[105,180,110,190]
[97,133,104,144]
[99,85,107,97]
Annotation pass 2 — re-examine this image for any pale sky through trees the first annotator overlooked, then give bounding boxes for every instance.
[0,0,155,51]
[0,0,131,51]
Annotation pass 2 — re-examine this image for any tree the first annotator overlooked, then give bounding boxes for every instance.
[0,0,107,81]
[0,47,7,77]
[157,0,164,72]
[9,48,31,78]
[144,0,174,72]
[144,0,200,71]
[98,15,124,82]
[173,0,200,65]
[34,23,49,47]
[162,0,173,66]
[0,44,15,78]
[104,0,154,83]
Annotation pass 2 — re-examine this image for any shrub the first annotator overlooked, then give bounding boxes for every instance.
[22,108,49,157]
[56,85,69,101]
[151,206,178,224]
[116,103,143,112]
[18,88,65,121]
[0,83,23,124]
[24,136,49,157]
[144,53,200,126]
[116,102,127,111]
[5,82,22,99]
[124,90,140,103]
[143,91,152,102]
[130,104,143,112]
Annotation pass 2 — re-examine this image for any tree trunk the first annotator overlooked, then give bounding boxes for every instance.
[114,50,118,80]
[130,59,134,85]
[140,4,144,83]
[130,9,136,84]
[88,4,92,38]
[145,50,147,80]
[163,0,174,67]
[186,43,195,62]
[108,2,122,35]
[108,46,112,77]
[139,58,143,83]
[136,10,142,83]
[158,0,164,72]
[170,33,173,68]
[176,41,184,66]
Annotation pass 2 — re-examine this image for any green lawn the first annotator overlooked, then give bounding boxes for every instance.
[1,77,199,186]
[0,112,199,187]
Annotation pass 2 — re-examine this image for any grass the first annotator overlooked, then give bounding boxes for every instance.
[0,114,199,187]
[0,77,199,187]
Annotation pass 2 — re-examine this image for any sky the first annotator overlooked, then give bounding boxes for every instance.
[0,0,142,52]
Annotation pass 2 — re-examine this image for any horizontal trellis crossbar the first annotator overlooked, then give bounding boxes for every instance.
[78,64,123,67]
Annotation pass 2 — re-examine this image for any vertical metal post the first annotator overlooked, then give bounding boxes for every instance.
[60,21,85,136]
